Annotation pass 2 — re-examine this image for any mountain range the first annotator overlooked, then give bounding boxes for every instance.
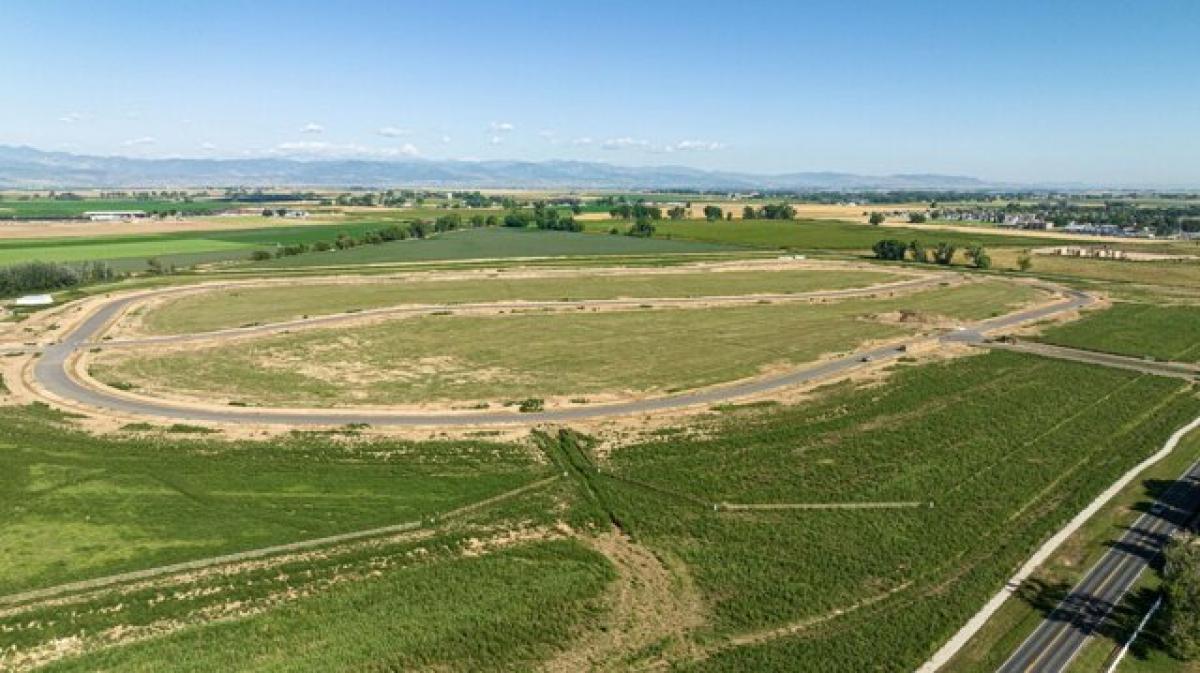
[0,145,998,191]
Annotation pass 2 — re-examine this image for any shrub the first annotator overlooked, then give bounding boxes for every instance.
[872,239,908,261]
[518,398,545,413]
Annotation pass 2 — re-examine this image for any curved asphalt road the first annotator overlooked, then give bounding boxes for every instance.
[31,279,1094,426]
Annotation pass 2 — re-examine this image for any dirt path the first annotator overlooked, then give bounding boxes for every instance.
[541,531,705,672]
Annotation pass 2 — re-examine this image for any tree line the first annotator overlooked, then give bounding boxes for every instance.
[0,261,116,298]
[872,239,992,269]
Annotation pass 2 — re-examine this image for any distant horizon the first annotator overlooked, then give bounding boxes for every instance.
[9,142,1200,192]
[4,1,1199,187]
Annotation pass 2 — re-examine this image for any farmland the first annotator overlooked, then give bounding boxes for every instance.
[244,226,740,269]
[1037,303,1200,362]
[598,351,1199,670]
[8,350,1198,671]
[92,279,1041,407]
[582,217,1080,251]
[0,198,243,220]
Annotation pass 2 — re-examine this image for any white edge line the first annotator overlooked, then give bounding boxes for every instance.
[915,414,1200,673]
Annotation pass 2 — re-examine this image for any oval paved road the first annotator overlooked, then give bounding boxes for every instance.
[31,279,1094,426]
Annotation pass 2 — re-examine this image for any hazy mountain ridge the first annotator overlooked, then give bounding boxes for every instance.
[0,145,996,190]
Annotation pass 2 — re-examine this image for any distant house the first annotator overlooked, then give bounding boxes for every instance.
[14,294,54,306]
[84,210,147,222]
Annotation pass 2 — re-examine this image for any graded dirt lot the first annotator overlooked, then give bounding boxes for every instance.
[0,214,338,239]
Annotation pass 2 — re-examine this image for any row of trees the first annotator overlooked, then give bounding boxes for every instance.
[872,239,992,269]
[504,202,583,231]
[1164,535,1200,660]
[742,203,796,220]
[0,260,116,297]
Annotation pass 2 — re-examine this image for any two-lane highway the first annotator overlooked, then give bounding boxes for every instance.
[997,454,1200,672]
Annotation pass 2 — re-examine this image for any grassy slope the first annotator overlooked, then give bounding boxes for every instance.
[603,351,1199,671]
[1037,303,1200,363]
[95,280,1040,406]
[140,267,905,334]
[0,403,545,594]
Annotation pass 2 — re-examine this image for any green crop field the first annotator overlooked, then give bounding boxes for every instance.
[8,349,1198,671]
[0,403,544,595]
[244,226,742,269]
[137,267,906,334]
[1037,302,1200,362]
[94,279,1041,407]
[582,218,1079,251]
[594,350,1199,670]
[0,221,401,269]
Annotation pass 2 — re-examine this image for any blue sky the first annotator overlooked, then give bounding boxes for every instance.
[3,0,1198,185]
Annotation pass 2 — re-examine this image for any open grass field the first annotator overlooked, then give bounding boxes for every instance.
[595,350,1200,670]
[136,267,907,335]
[1037,303,1200,362]
[581,218,1080,251]
[93,279,1041,407]
[243,227,741,269]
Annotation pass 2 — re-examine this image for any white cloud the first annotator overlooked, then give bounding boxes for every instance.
[200,141,217,150]
[673,140,725,152]
[122,136,157,146]
[377,126,410,137]
[489,121,515,133]
[571,136,594,146]
[58,112,84,124]
[301,122,325,134]
[489,135,504,145]
[601,137,651,151]
[441,135,452,144]
[271,141,419,158]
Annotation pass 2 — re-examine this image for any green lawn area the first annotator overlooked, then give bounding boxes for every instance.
[597,350,1200,670]
[0,403,545,595]
[583,217,1079,251]
[1037,303,1200,362]
[138,267,907,335]
[245,226,741,268]
[95,280,1042,406]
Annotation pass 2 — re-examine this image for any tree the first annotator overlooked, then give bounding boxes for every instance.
[626,216,656,238]
[1164,535,1200,660]
[965,244,992,269]
[872,239,908,261]
[667,206,687,220]
[1017,252,1033,271]
[908,212,927,224]
[261,208,274,217]
[703,205,723,222]
[932,242,957,265]
[742,205,757,220]
[868,212,886,226]
[725,212,733,221]
[908,240,930,264]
